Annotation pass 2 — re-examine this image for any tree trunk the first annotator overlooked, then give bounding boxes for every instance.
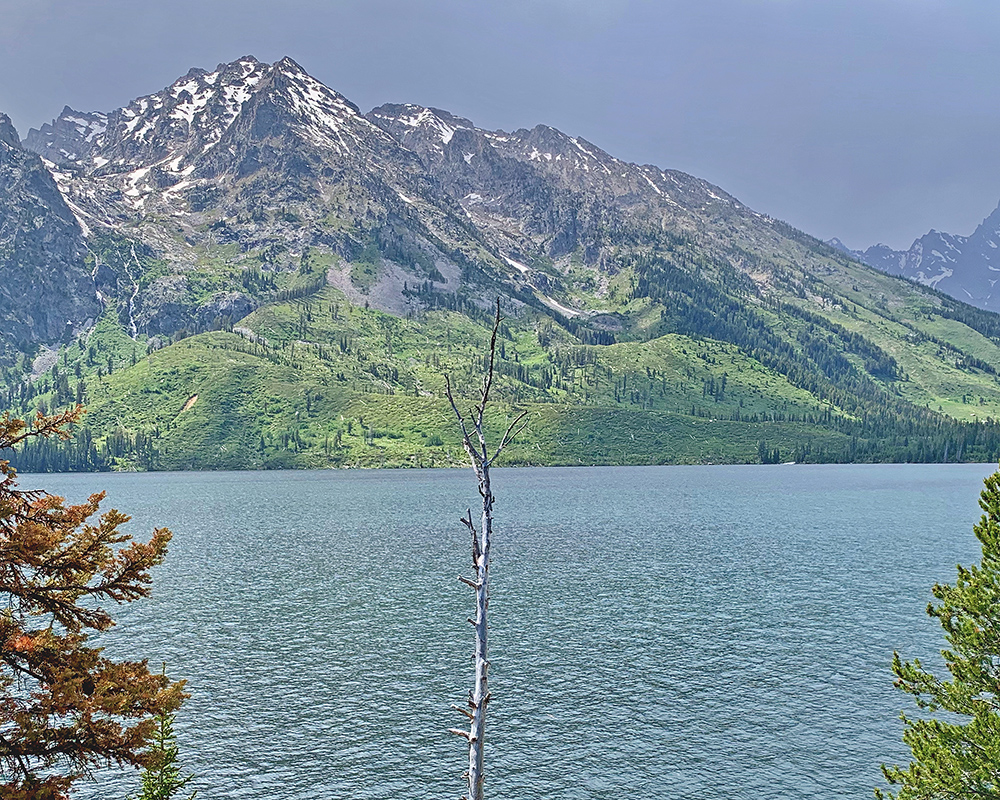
[446,299,526,800]
[467,469,492,799]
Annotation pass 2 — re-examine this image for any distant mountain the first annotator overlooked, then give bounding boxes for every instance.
[832,203,1000,310]
[6,55,1000,470]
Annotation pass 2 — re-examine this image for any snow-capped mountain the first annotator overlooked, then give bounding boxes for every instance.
[18,56,472,333]
[23,107,108,164]
[26,57,400,176]
[833,203,1000,310]
[11,54,771,341]
[23,57,429,223]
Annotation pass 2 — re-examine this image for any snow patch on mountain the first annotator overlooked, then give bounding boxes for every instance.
[406,108,455,141]
[504,256,530,274]
[537,293,580,318]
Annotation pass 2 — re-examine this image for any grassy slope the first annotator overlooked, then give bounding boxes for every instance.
[30,282,849,469]
[12,220,1000,470]
[799,258,1000,419]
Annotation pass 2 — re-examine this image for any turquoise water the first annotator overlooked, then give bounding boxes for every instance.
[29,463,992,799]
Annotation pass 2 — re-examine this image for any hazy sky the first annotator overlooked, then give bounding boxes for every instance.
[2,0,999,250]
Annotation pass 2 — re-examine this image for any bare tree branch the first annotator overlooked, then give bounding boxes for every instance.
[489,410,530,467]
[445,375,482,474]
[477,299,502,426]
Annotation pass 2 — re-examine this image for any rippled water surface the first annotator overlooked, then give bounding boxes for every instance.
[28,463,993,799]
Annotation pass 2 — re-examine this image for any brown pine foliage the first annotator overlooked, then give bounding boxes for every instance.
[0,407,186,799]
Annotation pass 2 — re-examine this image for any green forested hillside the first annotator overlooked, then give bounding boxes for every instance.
[7,261,1000,471]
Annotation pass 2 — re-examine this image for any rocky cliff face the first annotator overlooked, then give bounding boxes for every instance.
[0,113,98,359]
[23,107,108,165]
[366,103,747,264]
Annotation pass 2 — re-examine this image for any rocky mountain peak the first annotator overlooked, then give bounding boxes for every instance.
[24,107,109,164]
[0,113,19,149]
[974,200,1000,235]
[367,103,474,150]
[273,55,311,79]
[842,204,1000,309]
[22,56,273,175]
[254,56,382,154]
[25,55,398,185]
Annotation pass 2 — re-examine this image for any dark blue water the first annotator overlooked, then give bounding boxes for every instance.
[28,463,990,799]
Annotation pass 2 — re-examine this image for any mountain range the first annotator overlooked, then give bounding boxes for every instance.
[5,55,1000,470]
[831,202,1000,312]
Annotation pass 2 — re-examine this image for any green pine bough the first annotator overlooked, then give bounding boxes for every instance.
[877,469,1000,798]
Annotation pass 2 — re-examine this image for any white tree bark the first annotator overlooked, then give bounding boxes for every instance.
[446,300,526,800]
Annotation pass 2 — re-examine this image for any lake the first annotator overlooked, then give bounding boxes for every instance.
[26,463,993,799]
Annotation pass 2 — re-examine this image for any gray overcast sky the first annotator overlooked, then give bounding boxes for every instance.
[2,0,999,250]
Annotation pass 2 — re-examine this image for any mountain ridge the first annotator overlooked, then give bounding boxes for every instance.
[5,55,1000,469]
[832,201,1000,311]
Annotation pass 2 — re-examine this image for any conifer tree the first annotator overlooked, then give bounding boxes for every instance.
[0,406,185,800]
[129,678,196,800]
[877,467,1000,798]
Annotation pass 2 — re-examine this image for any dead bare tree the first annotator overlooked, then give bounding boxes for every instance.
[445,299,526,800]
